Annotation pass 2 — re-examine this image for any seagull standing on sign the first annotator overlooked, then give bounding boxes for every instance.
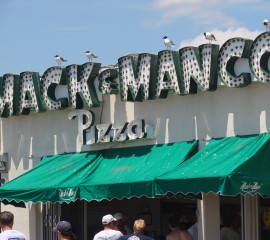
[204,32,217,43]
[54,55,67,67]
[162,36,175,50]
[85,51,98,62]
[263,19,270,31]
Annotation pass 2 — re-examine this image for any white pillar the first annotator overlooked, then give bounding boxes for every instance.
[199,193,220,240]
[243,194,259,240]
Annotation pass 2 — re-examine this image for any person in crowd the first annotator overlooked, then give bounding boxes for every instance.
[53,220,77,240]
[94,214,123,240]
[220,214,241,240]
[0,211,27,240]
[114,212,132,235]
[187,210,198,240]
[118,219,153,240]
[178,212,188,231]
[187,221,198,240]
[166,214,192,240]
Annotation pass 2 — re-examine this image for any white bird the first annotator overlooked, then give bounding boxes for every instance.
[54,55,67,67]
[263,19,270,31]
[204,32,217,43]
[85,51,98,62]
[162,36,175,50]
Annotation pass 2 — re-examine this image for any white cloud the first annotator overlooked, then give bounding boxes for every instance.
[154,0,216,9]
[149,0,267,28]
[178,27,262,48]
[154,0,262,9]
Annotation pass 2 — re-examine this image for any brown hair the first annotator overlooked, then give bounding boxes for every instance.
[0,211,14,227]
[133,219,146,234]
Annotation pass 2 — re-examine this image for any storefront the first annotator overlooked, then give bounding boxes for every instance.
[0,32,270,239]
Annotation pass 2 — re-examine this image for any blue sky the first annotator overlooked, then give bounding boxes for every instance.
[0,0,269,76]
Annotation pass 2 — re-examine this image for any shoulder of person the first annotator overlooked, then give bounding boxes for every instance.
[180,230,192,239]
[93,231,105,240]
[166,234,174,240]
[0,230,27,240]
[116,230,124,236]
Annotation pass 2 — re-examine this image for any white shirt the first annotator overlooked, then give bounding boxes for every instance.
[188,223,198,240]
[220,227,240,240]
[94,229,123,240]
[0,229,27,240]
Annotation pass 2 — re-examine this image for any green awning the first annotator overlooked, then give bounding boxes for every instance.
[0,141,198,203]
[155,133,270,196]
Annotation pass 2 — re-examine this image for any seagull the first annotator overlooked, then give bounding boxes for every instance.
[263,19,270,31]
[54,55,67,67]
[204,32,217,43]
[162,36,175,50]
[85,51,98,62]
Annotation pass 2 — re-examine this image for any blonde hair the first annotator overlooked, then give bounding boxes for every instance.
[133,219,146,234]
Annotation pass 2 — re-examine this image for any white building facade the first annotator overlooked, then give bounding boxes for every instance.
[1,32,270,240]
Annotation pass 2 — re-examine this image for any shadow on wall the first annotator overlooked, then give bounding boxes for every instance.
[132,83,270,144]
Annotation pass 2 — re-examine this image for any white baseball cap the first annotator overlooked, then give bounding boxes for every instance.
[102,214,116,224]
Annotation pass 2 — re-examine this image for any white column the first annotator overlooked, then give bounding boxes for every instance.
[243,194,259,240]
[199,193,220,240]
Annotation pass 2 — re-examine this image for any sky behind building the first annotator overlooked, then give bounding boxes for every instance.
[0,0,268,75]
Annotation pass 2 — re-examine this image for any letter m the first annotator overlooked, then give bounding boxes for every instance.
[118,53,157,101]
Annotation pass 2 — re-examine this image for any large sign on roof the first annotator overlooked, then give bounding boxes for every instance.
[0,32,270,118]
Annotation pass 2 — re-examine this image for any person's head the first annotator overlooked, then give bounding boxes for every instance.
[133,219,146,234]
[0,211,14,228]
[102,214,116,229]
[168,214,180,229]
[53,221,77,240]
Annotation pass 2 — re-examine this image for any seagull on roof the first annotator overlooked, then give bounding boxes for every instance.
[263,19,270,31]
[162,36,175,50]
[85,51,98,62]
[54,55,67,67]
[204,32,217,43]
